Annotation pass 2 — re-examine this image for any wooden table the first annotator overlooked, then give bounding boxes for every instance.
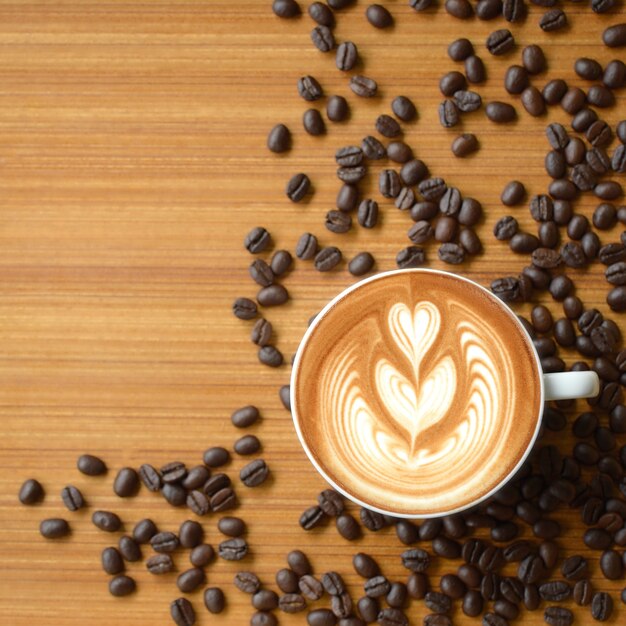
[0,1,624,624]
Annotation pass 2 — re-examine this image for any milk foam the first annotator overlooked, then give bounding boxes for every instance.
[294,272,541,516]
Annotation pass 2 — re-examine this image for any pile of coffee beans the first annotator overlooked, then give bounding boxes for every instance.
[19,409,269,624]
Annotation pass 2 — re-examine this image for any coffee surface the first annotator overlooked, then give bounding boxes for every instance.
[293,271,542,515]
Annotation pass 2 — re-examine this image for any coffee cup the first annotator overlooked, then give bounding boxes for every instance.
[290,269,599,519]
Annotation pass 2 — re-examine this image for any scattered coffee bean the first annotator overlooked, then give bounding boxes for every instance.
[204,587,225,614]
[240,458,269,487]
[349,75,377,98]
[267,124,291,153]
[327,95,349,122]
[18,478,44,505]
[77,453,107,476]
[171,597,195,626]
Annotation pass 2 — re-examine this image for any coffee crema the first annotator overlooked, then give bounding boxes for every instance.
[293,271,542,516]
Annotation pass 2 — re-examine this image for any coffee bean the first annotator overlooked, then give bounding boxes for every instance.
[521,86,546,116]
[518,554,547,584]
[387,141,412,163]
[77,453,107,476]
[267,124,291,153]
[188,543,213,568]
[425,591,452,614]
[541,79,567,105]
[331,591,352,618]
[306,609,336,626]
[572,109,598,133]
[465,55,487,83]
[366,4,393,28]
[423,615,451,626]
[162,462,187,486]
[604,59,626,89]
[435,216,457,242]
[108,574,135,597]
[603,23,626,47]
[145,553,173,574]
[361,136,386,161]
[540,8,567,31]
[350,75,377,98]
[204,473,230,498]
[396,182,415,207]
[439,100,459,127]
[252,589,278,612]
[343,250,374,278]
[375,114,400,138]
[218,537,248,561]
[118,535,141,562]
[102,546,124,574]
[302,109,326,136]
[613,145,626,173]
[595,181,623,200]
[92,510,121,533]
[279,593,307,614]
[448,37,473,61]
[591,591,613,620]
[311,24,334,52]
[598,549,623,580]
[149,531,178,553]
[308,1,334,25]
[451,133,479,157]
[440,71,466,97]
[440,574,465,600]
[391,95,417,122]
[593,0,615,12]
[112,467,139,498]
[298,75,323,101]
[364,575,390,598]
[233,434,261,457]
[171,597,195,626]
[570,579,592,606]
[161,482,185,507]
[544,606,573,626]
[520,46,545,76]
[286,173,311,202]
[396,245,425,268]
[540,581,571,602]
[176,567,205,593]
[532,248,561,269]
[486,29,515,55]
[453,90,482,113]
[587,120,613,147]
[58,484,84,511]
[486,101,516,123]
[445,0,473,18]
[209,487,236,512]
[438,243,465,264]
[400,548,430,573]
[201,587,225,615]
[335,146,363,168]
[276,568,299,593]
[357,598,379,625]
[378,608,408,626]
[18,478,44,505]
[297,574,322,601]
[232,570,260,595]
[131,519,156,544]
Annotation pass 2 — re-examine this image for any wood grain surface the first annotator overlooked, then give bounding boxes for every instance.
[0,1,625,624]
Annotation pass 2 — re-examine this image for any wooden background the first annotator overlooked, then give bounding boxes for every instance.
[0,1,624,624]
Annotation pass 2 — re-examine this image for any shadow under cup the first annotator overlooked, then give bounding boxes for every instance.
[290,269,545,519]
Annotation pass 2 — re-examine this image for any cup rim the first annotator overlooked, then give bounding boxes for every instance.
[290,268,546,519]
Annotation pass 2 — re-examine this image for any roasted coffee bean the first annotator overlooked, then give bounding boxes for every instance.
[392,96,417,122]
[176,520,202,549]
[604,59,626,89]
[503,0,524,22]
[335,513,361,540]
[325,210,353,233]
[273,0,300,18]
[603,23,626,47]
[409,221,434,244]
[335,146,363,167]
[176,567,205,593]
[532,248,561,269]
[387,582,408,608]
[595,181,623,200]
[546,123,569,150]
[60,485,84,511]
[267,124,291,153]
[591,591,613,620]
[361,136,386,160]
[298,75,323,101]
[109,574,135,597]
[587,120,613,147]
[331,592,352,618]
[286,173,311,202]
[375,114,400,138]
[588,85,614,108]
[451,133,479,157]
[573,108,598,132]
[575,57,603,81]
[425,591,452,614]
[540,581,571,601]
[151,531,179,553]
[518,554,547,584]
[459,228,481,255]
[453,90,482,112]
[132,519,157,544]
[303,109,325,136]
[253,589,279,612]
[420,177,447,201]
[311,24,334,52]
[573,580,592,606]
[365,575,390,598]
[322,571,345,595]
[613,145,626,173]
[276,568,299,594]
[465,55,486,83]
[146,553,173,574]
[327,95,349,123]
[245,226,271,255]
[257,284,289,308]
[218,537,248,561]
[449,38,474,61]
[379,170,401,198]
[463,538,487,563]
[438,243,464,264]
[171,597,195,626]
[606,262,626,285]
[357,199,378,228]
[353,553,380,578]
[18,478,44,505]
[233,434,261,456]
[348,252,374,277]
[433,536,462,559]
[233,571,260,594]
[540,8,567,31]
[501,181,525,206]
[204,473,230,497]
[521,86,545,116]
[462,590,483,617]
[543,79,568,105]
[583,527,611,549]
[113,467,139,498]
[486,101,516,123]
[439,100,459,127]
[387,141,412,163]
[440,71,467,97]
[486,29,514,55]
[440,574,466,599]
[118,535,141,562]
[92,510,121,533]
[593,0,615,12]
[396,246,425,268]
[299,574,323,601]
[190,543,214,567]
[350,75,377,98]
[439,187,462,216]
[232,298,257,320]
[435,217,457,242]
[336,185,358,213]
[296,233,318,260]
[445,0,473,18]
[317,489,344,516]
[102,546,124,575]
[523,45,546,74]
[395,186,415,210]
[181,466,210,491]
[162,483,185,506]
[600,243,626,265]
[306,609,336,626]
[366,3,393,28]
[314,247,342,272]
[300,505,325,530]
[544,606,573,626]
[204,587,225,614]
[600,550,623,579]
[231,405,260,429]
[401,548,430,572]
[77,453,107,476]
[378,608,408,626]
[309,1,334,26]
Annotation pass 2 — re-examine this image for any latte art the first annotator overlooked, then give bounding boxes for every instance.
[293,271,541,516]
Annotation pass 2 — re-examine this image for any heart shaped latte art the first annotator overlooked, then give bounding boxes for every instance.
[308,286,533,515]
[375,302,456,455]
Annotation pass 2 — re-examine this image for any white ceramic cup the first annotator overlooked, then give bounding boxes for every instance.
[290,269,600,519]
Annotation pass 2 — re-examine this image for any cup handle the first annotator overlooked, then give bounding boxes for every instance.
[543,371,600,401]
